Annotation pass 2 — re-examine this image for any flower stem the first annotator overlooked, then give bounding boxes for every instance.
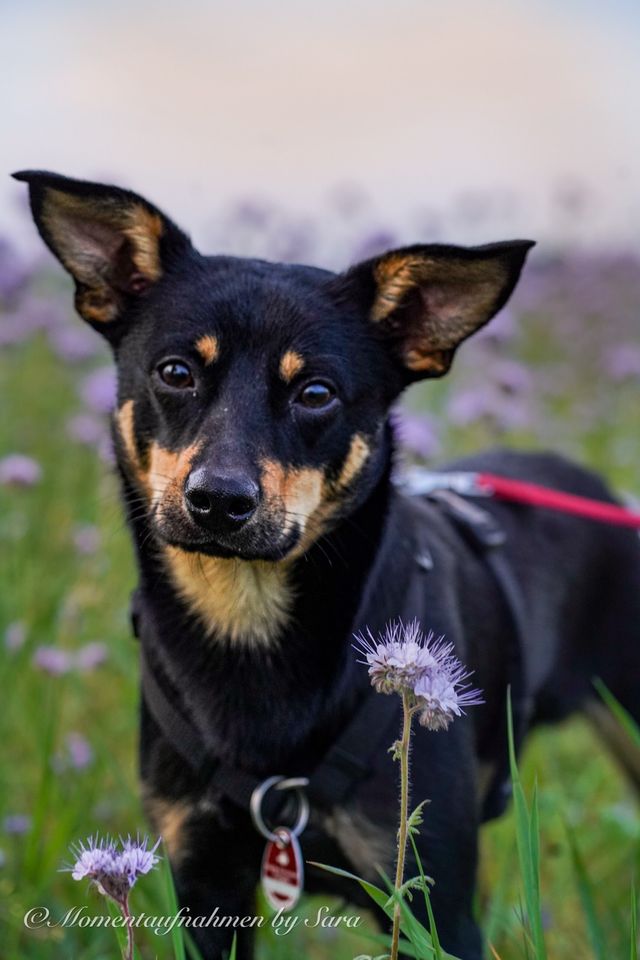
[390,690,413,960]
[121,897,134,960]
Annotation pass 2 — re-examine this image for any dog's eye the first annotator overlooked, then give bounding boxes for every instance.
[296,381,336,409]
[158,360,194,389]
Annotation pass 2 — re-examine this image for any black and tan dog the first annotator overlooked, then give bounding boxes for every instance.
[16,171,640,959]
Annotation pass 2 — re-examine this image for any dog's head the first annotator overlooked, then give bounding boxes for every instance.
[15,171,533,563]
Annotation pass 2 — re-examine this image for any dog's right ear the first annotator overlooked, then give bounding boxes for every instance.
[12,171,193,339]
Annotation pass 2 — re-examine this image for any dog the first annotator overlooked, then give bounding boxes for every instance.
[15,170,640,960]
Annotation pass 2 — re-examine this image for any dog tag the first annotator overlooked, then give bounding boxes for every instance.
[260,827,303,911]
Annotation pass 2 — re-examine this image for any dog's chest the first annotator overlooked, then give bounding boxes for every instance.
[163,546,294,646]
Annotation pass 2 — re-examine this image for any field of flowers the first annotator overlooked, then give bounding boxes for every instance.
[1,193,640,959]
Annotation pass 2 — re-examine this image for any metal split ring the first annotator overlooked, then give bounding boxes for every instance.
[249,775,310,843]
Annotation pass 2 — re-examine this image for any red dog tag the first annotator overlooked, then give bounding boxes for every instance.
[260,827,303,911]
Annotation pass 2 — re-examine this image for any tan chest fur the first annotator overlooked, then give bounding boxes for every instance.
[163,546,294,647]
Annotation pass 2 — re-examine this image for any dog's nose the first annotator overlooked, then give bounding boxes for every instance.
[184,469,260,531]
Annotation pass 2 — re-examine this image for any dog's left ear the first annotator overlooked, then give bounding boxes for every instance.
[12,170,193,338]
[333,240,534,379]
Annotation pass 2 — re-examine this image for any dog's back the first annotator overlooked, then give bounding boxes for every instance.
[440,447,640,779]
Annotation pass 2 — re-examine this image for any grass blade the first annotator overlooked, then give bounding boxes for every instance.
[161,852,186,960]
[564,818,606,960]
[592,678,640,748]
[409,832,444,960]
[507,688,547,959]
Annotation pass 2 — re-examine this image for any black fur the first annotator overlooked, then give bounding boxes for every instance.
[16,171,640,960]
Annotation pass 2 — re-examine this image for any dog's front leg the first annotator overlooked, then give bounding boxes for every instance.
[172,864,258,960]
[147,792,262,960]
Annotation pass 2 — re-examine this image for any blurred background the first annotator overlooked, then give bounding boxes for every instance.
[3,0,640,253]
[1,2,640,958]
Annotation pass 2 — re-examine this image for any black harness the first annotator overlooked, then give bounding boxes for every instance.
[132,488,531,827]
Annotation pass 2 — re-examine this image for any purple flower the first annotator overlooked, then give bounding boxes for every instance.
[0,311,40,348]
[75,642,108,671]
[80,367,116,414]
[66,732,94,771]
[351,229,397,262]
[66,836,123,900]
[98,434,115,465]
[49,325,101,363]
[32,642,108,675]
[476,306,517,344]
[0,237,31,300]
[328,182,368,219]
[447,385,531,431]
[66,413,108,446]
[10,295,67,334]
[603,344,640,382]
[354,619,442,695]
[492,359,534,396]
[0,454,42,487]
[230,198,273,230]
[4,621,26,652]
[414,654,484,731]
[65,834,160,905]
[393,410,441,459]
[354,619,483,731]
[72,525,101,556]
[118,835,162,882]
[3,815,31,835]
[32,646,73,675]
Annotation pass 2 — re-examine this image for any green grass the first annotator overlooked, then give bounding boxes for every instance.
[2,303,640,959]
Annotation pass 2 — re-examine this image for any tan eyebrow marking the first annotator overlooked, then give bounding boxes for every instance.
[195,334,219,365]
[279,350,305,383]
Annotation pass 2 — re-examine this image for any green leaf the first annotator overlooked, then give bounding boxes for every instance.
[407,799,431,836]
[308,861,390,913]
[397,873,434,902]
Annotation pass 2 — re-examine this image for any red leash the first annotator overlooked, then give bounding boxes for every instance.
[476,472,640,530]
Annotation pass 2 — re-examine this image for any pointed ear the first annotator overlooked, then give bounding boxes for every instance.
[332,240,535,379]
[12,170,193,337]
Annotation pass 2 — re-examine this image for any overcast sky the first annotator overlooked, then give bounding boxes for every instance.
[2,0,639,255]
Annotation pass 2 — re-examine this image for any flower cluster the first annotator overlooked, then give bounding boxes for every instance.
[64,834,160,906]
[32,642,108,675]
[354,619,483,731]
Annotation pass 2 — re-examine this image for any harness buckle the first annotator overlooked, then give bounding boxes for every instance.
[397,467,490,499]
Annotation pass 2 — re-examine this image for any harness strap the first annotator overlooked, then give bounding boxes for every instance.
[140,648,207,774]
[427,490,533,820]
[135,605,399,816]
